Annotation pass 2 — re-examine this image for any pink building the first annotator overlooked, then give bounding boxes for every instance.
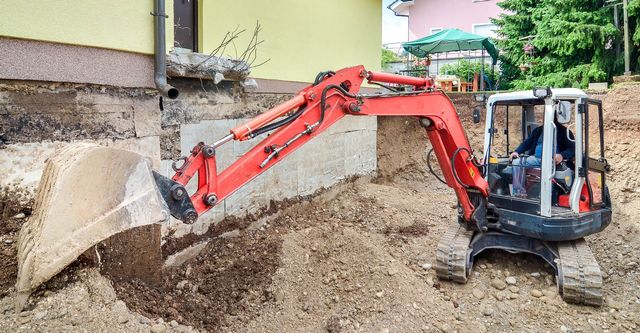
[389,0,504,40]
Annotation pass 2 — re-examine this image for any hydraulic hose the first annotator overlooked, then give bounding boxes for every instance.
[313,71,336,86]
[320,84,357,126]
[451,147,473,189]
[427,148,447,185]
[250,70,340,139]
[249,106,307,138]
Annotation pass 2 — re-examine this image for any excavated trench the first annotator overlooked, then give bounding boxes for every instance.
[1,89,640,332]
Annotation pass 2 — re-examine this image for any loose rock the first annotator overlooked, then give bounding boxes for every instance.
[176,280,188,290]
[150,323,167,333]
[490,278,507,290]
[472,288,485,299]
[421,263,432,271]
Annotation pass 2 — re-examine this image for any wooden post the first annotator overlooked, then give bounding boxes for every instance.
[624,0,631,75]
[480,47,486,91]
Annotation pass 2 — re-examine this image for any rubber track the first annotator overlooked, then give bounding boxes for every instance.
[557,239,604,306]
[435,224,474,283]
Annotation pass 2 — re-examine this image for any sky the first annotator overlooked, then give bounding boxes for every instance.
[382,0,409,46]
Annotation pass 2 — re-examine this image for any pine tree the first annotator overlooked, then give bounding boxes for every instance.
[493,0,618,89]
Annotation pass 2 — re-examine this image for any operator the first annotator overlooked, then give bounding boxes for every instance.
[509,117,575,168]
[506,117,575,197]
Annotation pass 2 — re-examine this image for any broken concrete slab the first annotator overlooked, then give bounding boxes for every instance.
[15,143,170,311]
[166,51,250,82]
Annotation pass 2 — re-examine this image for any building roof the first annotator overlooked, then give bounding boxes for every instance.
[388,0,414,17]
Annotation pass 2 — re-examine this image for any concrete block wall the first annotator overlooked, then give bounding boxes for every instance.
[162,115,377,238]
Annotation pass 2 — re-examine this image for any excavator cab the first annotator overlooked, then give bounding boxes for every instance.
[482,88,611,238]
[435,88,612,306]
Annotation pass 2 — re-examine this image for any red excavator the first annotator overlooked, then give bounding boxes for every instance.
[16,66,611,309]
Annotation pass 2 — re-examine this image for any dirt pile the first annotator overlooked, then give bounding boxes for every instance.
[0,267,197,332]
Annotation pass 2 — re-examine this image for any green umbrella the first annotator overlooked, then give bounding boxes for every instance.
[403,28,499,65]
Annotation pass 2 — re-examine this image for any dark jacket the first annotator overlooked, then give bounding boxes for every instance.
[514,124,575,161]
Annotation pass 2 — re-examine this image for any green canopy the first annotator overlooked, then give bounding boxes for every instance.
[403,29,499,65]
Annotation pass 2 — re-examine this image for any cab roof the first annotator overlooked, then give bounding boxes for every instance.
[487,88,588,105]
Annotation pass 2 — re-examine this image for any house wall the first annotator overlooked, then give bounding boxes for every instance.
[407,0,503,39]
[0,0,173,54]
[200,0,382,83]
[0,0,175,88]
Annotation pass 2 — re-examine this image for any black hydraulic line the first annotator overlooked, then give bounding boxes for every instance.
[252,70,343,139]
[320,84,357,125]
[313,71,336,86]
[370,82,402,92]
[249,106,307,138]
[451,147,473,189]
[427,148,447,185]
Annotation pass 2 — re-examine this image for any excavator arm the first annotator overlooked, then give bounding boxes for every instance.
[162,66,489,228]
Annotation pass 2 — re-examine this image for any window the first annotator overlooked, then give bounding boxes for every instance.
[431,27,443,34]
[472,23,497,38]
[174,0,198,51]
[487,103,545,202]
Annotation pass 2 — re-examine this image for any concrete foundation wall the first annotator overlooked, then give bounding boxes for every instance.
[162,116,377,238]
[0,78,376,240]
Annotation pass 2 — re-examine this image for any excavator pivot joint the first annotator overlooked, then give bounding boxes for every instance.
[204,194,218,206]
[202,146,216,158]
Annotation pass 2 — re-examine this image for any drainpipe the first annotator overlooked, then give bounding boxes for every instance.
[153,0,179,99]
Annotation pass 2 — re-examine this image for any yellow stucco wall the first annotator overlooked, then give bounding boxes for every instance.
[0,0,173,54]
[200,0,382,82]
[0,0,381,82]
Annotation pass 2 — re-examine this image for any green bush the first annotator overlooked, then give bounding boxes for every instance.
[381,48,400,70]
[440,59,499,86]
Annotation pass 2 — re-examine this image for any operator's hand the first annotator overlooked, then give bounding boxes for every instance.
[509,152,519,161]
[554,154,564,164]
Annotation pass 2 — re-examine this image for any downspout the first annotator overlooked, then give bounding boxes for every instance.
[153,0,179,99]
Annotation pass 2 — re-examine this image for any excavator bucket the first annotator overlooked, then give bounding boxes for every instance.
[15,143,170,310]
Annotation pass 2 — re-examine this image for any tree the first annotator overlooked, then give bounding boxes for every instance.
[627,0,640,71]
[381,48,400,70]
[493,0,618,89]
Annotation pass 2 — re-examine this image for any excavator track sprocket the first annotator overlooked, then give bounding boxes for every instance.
[557,238,604,306]
[435,223,474,283]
